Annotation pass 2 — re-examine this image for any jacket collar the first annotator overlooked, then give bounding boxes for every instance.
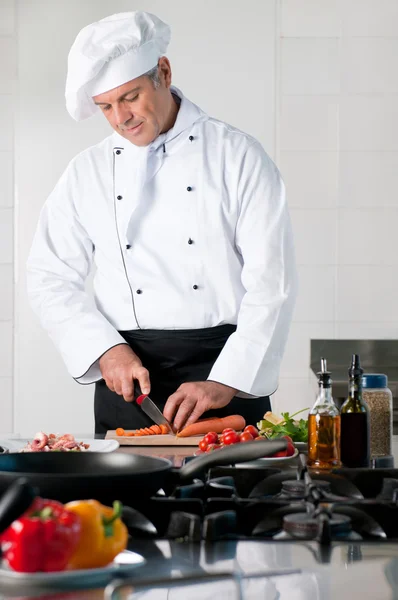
[112,86,207,155]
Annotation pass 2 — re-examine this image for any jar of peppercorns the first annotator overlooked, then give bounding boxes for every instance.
[362,373,393,461]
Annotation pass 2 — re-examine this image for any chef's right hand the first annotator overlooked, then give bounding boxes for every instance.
[99,344,151,402]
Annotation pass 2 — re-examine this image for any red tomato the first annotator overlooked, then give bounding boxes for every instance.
[244,425,259,439]
[199,439,208,452]
[282,435,294,445]
[286,442,296,457]
[206,443,222,452]
[223,431,240,445]
[222,428,234,435]
[239,431,254,443]
[272,449,288,458]
[203,432,218,445]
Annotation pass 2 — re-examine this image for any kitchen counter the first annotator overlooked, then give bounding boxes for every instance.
[1,437,398,599]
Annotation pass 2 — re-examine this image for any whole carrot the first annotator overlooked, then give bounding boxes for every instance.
[177,415,246,437]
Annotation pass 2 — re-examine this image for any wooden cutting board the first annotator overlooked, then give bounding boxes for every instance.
[105,431,201,446]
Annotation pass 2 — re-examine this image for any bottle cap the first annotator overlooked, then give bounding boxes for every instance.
[362,373,388,389]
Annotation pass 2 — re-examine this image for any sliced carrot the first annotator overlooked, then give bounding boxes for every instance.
[115,428,125,437]
[144,427,154,435]
[150,425,161,435]
[160,424,169,435]
[126,432,135,437]
[136,428,147,436]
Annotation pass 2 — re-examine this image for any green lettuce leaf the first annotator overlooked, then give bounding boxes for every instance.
[257,408,309,442]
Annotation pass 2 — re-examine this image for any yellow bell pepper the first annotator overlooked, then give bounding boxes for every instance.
[64,499,128,570]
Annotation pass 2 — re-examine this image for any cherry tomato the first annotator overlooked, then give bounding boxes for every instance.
[223,431,240,445]
[286,442,296,457]
[282,435,294,445]
[222,428,234,435]
[272,449,288,458]
[203,432,218,445]
[244,425,259,439]
[199,439,208,452]
[205,443,222,453]
[239,431,254,443]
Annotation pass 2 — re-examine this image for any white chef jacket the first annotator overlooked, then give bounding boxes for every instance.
[27,86,298,397]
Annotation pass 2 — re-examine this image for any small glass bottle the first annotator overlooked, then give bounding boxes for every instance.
[308,358,341,470]
[341,354,370,468]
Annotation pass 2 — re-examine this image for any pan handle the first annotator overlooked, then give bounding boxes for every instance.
[179,438,288,480]
[0,478,38,535]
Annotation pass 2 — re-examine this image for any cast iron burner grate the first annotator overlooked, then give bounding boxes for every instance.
[119,463,398,545]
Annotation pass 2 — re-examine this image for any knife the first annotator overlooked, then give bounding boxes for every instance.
[134,383,175,434]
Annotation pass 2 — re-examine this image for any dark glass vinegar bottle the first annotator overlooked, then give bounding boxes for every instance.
[340,354,370,468]
[307,358,341,470]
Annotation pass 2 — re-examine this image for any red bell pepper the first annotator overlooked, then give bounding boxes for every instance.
[0,497,81,572]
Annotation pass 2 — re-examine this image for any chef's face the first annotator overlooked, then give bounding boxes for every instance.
[93,58,175,147]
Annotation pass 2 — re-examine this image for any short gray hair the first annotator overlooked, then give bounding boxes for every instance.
[145,65,161,89]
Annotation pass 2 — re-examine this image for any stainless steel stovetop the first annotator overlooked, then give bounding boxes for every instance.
[99,537,398,600]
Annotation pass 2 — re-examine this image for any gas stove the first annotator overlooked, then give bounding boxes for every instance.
[101,457,398,600]
[122,456,398,550]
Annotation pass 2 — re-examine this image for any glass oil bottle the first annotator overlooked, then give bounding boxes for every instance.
[340,354,370,468]
[307,358,342,470]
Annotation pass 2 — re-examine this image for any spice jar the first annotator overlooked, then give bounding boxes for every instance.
[362,374,392,458]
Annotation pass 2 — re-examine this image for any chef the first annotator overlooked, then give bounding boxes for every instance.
[27,11,298,434]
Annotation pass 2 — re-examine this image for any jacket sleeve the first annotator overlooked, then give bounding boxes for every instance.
[26,164,128,384]
[207,142,298,398]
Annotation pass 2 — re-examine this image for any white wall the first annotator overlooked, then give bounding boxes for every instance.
[12,0,276,436]
[271,0,398,417]
[3,0,398,435]
[0,0,16,432]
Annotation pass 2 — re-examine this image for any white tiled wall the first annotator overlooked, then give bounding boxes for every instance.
[2,1,397,430]
[272,0,398,417]
[0,0,14,432]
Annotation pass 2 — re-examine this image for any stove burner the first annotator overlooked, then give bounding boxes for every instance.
[279,479,331,499]
[283,512,352,540]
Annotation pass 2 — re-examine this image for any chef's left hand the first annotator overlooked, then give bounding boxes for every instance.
[163,381,237,431]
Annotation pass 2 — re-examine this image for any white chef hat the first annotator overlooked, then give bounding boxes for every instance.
[65,11,171,121]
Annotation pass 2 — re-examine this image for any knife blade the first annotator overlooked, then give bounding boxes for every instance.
[134,385,175,434]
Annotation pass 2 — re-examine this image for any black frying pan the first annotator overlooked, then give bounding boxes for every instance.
[0,439,287,508]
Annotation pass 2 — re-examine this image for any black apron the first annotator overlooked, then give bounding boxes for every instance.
[94,324,271,434]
